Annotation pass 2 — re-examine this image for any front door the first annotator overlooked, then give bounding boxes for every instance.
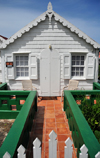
[40,49,60,96]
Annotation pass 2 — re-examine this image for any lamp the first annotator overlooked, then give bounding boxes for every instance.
[49,45,52,49]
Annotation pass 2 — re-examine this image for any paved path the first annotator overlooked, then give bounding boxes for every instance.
[26,97,77,158]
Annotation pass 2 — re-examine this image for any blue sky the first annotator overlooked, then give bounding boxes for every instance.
[0,0,100,44]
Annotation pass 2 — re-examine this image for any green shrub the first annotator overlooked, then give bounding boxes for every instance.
[94,130,100,143]
[78,94,100,143]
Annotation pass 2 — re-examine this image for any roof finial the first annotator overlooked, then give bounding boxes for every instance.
[47,2,53,12]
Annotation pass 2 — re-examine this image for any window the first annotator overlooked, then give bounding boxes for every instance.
[16,55,29,77]
[71,55,85,77]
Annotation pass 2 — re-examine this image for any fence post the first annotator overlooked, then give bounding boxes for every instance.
[3,152,11,158]
[49,130,57,158]
[79,144,88,158]
[33,138,41,158]
[17,145,26,158]
[64,137,73,158]
[95,152,100,158]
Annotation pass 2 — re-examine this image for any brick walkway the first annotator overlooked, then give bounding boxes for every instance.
[26,97,77,158]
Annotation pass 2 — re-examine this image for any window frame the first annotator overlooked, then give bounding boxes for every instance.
[12,52,30,80]
[15,54,29,79]
[71,53,86,80]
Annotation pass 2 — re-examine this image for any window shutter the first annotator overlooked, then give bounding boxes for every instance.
[86,53,95,79]
[6,54,15,79]
[63,53,71,79]
[30,54,38,79]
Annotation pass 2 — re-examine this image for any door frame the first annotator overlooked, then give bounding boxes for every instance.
[40,48,60,96]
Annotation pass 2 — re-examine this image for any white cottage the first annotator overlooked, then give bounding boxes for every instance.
[0,2,100,96]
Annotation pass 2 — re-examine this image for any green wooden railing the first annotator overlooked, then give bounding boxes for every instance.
[64,90,100,158]
[0,91,29,119]
[0,83,7,90]
[93,82,100,90]
[0,91,37,158]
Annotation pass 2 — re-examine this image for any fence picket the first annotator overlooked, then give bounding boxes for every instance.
[3,152,11,158]
[17,145,26,158]
[64,137,73,158]
[79,144,88,158]
[3,131,100,158]
[95,152,100,158]
[33,138,41,158]
[49,130,57,158]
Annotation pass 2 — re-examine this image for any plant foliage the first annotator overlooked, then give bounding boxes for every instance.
[77,94,100,143]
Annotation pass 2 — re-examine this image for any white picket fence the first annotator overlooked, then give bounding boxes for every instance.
[3,130,100,158]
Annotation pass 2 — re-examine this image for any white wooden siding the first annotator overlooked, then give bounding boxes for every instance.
[6,18,92,51]
[2,17,94,94]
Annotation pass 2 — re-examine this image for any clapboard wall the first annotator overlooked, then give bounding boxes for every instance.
[1,17,96,95]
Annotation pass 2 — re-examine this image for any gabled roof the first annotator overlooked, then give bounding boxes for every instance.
[0,35,8,43]
[0,2,100,49]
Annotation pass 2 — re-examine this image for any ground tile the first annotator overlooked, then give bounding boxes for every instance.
[46,106,54,109]
[57,128,68,135]
[34,129,43,135]
[59,151,64,158]
[44,152,49,158]
[26,97,77,158]
[41,151,44,158]
[45,113,55,118]
[55,107,62,110]
[56,118,65,123]
[35,123,44,128]
[46,128,57,135]
[46,122,55,128]
[46,104,54,107]
[57,135,69,141]
[56,123,67,128]
[35,118,45,123]
[45,118,55,123]
[55,110,64,114]
[45,134,50,142]
[45,142,49,152]
[55,114,64,118]
[58,142,65,151]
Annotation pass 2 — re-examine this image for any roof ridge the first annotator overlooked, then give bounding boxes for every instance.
[0,4,100,49]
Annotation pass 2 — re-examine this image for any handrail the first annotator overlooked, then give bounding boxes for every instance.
[0,91,30,112]
[93,82,100,90]
[0,91,37,158]
[64,90,100,158]
[0,110,19,119]
[0,83,7,90]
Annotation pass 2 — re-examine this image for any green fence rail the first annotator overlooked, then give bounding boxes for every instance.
[0,91,37,158]
[64,90,100,158]
[0,91,30,119]
[0,110,19,119]
[0,83,7,90]
[93,82,100,90]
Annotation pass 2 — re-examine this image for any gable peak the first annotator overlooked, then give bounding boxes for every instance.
[1,3,100,49]
[47,2,53,13]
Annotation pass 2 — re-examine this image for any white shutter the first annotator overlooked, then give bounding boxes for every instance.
[63,53,71,79]
[30,54,38,79]
[86,53,95,79]
[6,54,14,79]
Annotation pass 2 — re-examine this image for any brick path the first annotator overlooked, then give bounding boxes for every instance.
[26,97,77,158]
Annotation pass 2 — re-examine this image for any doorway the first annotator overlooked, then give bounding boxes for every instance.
[40,49,60,96]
